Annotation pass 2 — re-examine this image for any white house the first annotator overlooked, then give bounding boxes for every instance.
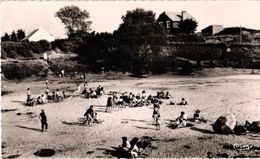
[22,27,55,42]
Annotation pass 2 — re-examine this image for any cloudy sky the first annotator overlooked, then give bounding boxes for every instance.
[1,1,260,39]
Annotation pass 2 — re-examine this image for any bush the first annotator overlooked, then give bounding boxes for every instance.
[7,50,18,59]
[1,41,52,58]
[48,58,88,74]
[2,62,46,79]
[1,49,7,59]
[51,39,79,52]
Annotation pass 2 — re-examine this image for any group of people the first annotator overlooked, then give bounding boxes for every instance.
[169,98,188,105]
[25,79,68,106]
[105,90,150,112]
[119,136,152,158]
[79,84,105,98]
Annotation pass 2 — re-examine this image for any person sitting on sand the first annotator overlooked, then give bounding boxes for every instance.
[50,91,55,100]
[177,98,188,105]
[165,91,172,99]
[141,90,146,100]
[136,93,141,100]
[175,111,187,128]
[119,137,131,152]
[193,110,200,121]
[129,137,140,158]
[62,91,67,98]
[106,97,113,112]
[41,94,47,104]
[84,105,96,125]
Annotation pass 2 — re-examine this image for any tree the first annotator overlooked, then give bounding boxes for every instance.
[10,31,17,42]
[1,33,10,42]
[55,5,92,38]
[178,19,198,34]
[16,29,26,41]
[114,8,167,75]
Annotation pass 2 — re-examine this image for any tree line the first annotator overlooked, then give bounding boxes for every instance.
[53,6,199,74]
[1,29,26,42]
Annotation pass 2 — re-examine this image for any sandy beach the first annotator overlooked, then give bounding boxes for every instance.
[1,70,260,158]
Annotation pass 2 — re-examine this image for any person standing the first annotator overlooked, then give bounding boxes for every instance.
[26,88,31,102]
[39,109,48,132]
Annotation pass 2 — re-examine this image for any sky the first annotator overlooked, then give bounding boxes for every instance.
[1,1,260,39]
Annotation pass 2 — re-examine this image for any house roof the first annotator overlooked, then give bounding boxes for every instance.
[164,11,195,21]
[22,27,55,42]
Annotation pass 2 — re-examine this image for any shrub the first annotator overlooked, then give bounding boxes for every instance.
[1,49,7,59]
[2,62,46,79]
[1,41,52,58]
[7,50,18,59]
[51,39,78,52]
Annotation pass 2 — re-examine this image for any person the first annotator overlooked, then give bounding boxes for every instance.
[165,91,172,99]
[39,109,48,132]
[178,98,188,105]
[119,137,131,151]
[45,87,49,96]
[112,93,118,106]
[141,90,146,100]
[84,105,95,125]
[153,105,160,122]
[106,97,113,112]
[193,110,200,121]
[26,88,31,102]
[62,91,67,98]
[175,111,187,128]
[45,79,49,87]
[129,137,140,158]
[82,83,87,94]
[61,70,65,77]
[55,89,61,102]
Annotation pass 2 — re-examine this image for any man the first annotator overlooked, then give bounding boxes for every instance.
[39,110,48,132]
[26,88,31,102]
[84,106,95,125]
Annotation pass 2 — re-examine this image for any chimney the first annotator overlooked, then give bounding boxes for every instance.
[181,11,186,21]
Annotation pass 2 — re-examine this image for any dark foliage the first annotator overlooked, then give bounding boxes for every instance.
[51,39,79,52]
[10,31,17,42]
[178,19,198,34]
[16,29,26,41]
[2,63,46,79]
[1,41,51,59]
[55,5,92,38]
[114,8,167,74]
[1,33,10,42]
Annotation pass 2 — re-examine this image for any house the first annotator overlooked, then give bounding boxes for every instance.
[201,25,224,36]
[157,11,196,33]
[22,27,55,42]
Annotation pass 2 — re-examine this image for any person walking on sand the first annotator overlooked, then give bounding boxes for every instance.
[39,109,48,132]
[26,88,31,102]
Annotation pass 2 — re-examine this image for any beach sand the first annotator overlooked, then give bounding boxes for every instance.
[1,70,260,158]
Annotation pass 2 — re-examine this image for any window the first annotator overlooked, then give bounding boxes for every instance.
[166,21,170,28]
[159,22,163,26]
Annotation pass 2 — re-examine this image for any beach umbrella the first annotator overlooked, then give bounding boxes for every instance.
[213,114,236,134]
